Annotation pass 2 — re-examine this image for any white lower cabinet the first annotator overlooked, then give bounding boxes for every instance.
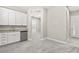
[0,33,8,45]
[7,32,20,44]
[0,34,1,45]
[0,32,20,46]
[0,7,27,25]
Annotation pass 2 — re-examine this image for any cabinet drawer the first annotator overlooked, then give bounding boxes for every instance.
[1,33,8,36]
[1,38,7,40]
[0,34,1,45]
[1,33,7,39]
[0,32,8,45]
[0,39,7,45]
[1,35,7,37]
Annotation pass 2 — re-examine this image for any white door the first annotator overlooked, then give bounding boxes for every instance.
[31,16,41,40]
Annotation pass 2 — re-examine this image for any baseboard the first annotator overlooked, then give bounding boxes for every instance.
[46,37,68,44]
[28,37,68,44]
[28,39,32,41]
[46,37,79,48]
[28,37,47,41]
[42,37,47,40]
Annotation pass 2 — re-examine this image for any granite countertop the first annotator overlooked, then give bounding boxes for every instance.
[0,25,28,32]
[0,29,27,32]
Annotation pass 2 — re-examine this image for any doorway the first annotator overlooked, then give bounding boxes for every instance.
[31,16,41,40]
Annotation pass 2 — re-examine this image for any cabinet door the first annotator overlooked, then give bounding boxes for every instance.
[15,12,22,25]
[8,32,20,44]
[20,13,27,25]
[8,32,16,44]
[15,11,27,25]
[0,13,8,25]
[0,7,9,25]
[8,10,15,25]
[15,32,20,41]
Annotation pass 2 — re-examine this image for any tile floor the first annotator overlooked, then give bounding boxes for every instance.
[0,39,79,53]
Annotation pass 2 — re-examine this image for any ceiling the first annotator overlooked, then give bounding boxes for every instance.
[2,6,28,13]
[2,6,78,13]
[1,6,50,13]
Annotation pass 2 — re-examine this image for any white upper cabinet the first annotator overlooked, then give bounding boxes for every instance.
[15,11,27,25]
[0,13,8,25]
[15,12,22,25]
[0,7,9,25]
[8,9,15,25]
[0,7,27,26]
[20,13,27,25]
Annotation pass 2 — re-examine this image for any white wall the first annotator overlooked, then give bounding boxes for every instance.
[43,8,47,38]
[47,6,67,41]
